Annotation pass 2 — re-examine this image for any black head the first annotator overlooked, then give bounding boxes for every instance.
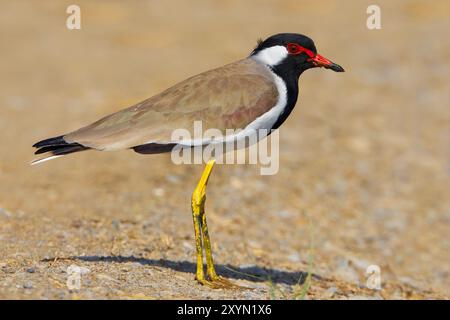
[251,33,344,79]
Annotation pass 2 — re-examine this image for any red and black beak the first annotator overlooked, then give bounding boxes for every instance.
[308,53,345,72]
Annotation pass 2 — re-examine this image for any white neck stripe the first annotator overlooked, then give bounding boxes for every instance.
[252,46,288,67]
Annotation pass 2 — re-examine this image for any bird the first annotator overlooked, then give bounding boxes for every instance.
[32,33,344,288]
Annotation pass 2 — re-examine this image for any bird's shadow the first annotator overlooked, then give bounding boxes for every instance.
[55,255,321,286]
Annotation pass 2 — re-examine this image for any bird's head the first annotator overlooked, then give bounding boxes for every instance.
[251,33,344,77]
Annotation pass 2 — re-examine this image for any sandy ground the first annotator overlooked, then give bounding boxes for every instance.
[0,0,449,299]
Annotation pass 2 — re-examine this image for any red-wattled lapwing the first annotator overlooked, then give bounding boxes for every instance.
[33,33,344,288]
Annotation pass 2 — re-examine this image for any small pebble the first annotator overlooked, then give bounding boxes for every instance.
[0,208,13,218]
[23,282,33,289]
[153,188,165,197]
[322,286,338,298]
[182,241,193,251]
[288,253,301,262]
[66,265,90,275]
[112,219,120,230]
[166,175,180,183]
[276,210,292,218]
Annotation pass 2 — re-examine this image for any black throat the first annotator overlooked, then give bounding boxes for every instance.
[268,62,303,130]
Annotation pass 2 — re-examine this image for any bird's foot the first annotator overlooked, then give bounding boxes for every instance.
[196,275,248,290]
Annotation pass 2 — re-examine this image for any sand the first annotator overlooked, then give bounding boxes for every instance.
[0,0,449,299]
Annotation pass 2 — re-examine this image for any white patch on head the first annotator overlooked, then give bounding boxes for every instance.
[251,45,288,67]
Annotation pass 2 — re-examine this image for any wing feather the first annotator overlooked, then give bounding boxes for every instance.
[64,59,278,151]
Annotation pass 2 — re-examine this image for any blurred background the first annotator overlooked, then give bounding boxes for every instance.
[0,0,448,299]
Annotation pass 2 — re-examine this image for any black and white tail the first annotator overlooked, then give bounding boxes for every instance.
[32,135,89,165]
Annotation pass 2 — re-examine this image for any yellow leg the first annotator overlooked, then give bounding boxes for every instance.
[192,203,205,282]
[191,159,237,289]
[201,206,236,288]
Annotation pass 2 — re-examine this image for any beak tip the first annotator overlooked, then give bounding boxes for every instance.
[311,54,345,72]
[332,64,345,72]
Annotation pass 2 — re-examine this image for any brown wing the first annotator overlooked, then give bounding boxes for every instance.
[64,58,278,151]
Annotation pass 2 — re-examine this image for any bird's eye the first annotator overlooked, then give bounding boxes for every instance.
[286,43,315,58]
[287,43,301,54]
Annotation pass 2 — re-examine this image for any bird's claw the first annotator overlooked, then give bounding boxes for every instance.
[196,275,249,290]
